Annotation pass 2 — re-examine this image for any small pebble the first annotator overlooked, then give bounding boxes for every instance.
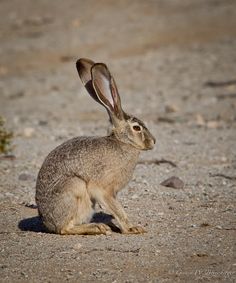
[165,104,179,113]
[74,243,82,250]
[160,176,184,189]
[195,114,205,126]
[131,194,139,199]
[191,224,197,228]
[23,127,35,138]
[38,120,48,126]
[216,225,222,230]
[18,173,34,181]
[207,120,220,129]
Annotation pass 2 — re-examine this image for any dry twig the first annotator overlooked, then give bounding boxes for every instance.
[138,158,177,167]
[209,173,236,180]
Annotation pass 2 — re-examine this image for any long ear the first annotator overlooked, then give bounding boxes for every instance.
[91,63,124,120]
[76,58,101,104]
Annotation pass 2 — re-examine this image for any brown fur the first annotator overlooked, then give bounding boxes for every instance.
[35,59,155,235]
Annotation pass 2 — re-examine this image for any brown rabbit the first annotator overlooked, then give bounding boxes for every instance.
[35,58,155,235]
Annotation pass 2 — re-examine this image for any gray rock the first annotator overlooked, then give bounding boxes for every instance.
[18,173,34,181]
[160,176,184,189]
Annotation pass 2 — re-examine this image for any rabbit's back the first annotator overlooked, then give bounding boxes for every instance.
[36,136,140,196]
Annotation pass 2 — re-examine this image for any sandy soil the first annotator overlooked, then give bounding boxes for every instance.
[0,0,236,282]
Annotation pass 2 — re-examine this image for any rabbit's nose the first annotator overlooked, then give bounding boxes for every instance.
[149,137,156,149]
[151,135,156,145]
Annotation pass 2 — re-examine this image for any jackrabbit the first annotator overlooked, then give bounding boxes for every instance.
[35,58,155,235]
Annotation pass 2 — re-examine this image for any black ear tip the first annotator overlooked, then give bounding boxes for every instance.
[76,58,96,69]
[76,59,83,71]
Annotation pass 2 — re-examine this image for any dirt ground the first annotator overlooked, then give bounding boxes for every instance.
[0,0,236,282]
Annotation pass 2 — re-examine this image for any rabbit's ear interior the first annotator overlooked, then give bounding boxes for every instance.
[76,58,101,104]
[91,63,124,120]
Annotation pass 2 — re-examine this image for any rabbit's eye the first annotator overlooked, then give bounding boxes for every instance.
[133,125,141,132]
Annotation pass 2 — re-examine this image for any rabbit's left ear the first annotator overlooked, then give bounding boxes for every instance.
[91,63,124,120]
[76,58,94,85]
[76,58,101,104]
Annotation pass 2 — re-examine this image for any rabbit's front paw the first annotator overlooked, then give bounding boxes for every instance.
[95,223,112,235]
[123,225,147,234]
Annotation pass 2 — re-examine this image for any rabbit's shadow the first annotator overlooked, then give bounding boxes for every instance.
[18,215,46,233]
[18,212,120,233]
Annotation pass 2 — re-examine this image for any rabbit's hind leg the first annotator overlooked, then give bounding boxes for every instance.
[61,222,111,235]
[59,177,111,235]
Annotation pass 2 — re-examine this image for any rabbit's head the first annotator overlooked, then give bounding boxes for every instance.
[76,58,155,151]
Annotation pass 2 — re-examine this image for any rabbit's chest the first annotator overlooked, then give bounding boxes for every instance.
[73,139,140,191]
[90,154,138,192]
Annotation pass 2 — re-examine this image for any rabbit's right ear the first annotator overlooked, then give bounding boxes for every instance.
[76,58,101,104]
[91,63,124,121]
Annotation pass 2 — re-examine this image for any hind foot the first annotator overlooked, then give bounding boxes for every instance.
[61,223,112,235]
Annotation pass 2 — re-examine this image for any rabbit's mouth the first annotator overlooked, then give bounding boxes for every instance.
[144,145,154,151]
[132,140,155,151]
[143,138,156,150]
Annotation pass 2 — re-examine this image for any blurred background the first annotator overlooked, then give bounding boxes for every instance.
[1,0,236,71]
[1,0,236,129]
